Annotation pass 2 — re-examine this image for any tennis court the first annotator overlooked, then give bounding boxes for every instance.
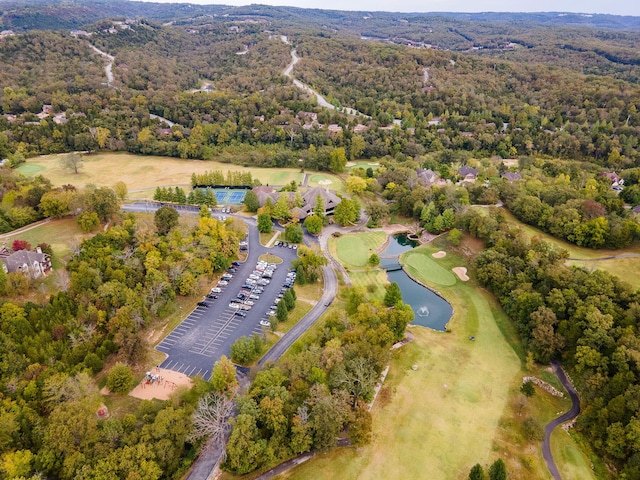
[193,187,248,205]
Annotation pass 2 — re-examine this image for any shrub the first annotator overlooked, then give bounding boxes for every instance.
[106,363,135,394]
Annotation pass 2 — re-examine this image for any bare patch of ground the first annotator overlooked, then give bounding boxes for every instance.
[452,266,469,281]
[129,368,194,401]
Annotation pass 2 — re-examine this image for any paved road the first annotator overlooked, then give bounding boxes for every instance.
[258,263,337,366]
[542,361,581,480]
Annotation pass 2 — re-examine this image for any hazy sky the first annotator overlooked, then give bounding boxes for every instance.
[137,0,640,16]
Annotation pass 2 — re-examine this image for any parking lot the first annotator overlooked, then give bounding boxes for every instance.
[156,220,299,380]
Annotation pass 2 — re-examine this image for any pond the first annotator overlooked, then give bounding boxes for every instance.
[381,235,453,331]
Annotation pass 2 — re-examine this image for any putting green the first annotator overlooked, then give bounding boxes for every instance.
[16,163,45,174]
[334,232,386,268]
[402,249,457,286]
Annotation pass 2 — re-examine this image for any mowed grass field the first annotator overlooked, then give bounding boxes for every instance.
[279,238,597,480]
[330,231,386,269]
[279,249,523,479]
[17,152,306,191]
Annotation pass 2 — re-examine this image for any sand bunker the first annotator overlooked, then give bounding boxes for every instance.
[432,251,447,258]
[129,368,194,401]
[346,161,356,167]
[452,267,469,281]
[318,179,332,185]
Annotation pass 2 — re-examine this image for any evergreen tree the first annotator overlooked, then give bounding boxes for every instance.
[384,282,403,307]
[488,459,507,480]
[469,463,485,480]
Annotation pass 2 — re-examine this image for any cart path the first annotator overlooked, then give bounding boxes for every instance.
[542,361,580,480]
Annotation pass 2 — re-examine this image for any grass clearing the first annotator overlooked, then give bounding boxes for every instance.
[331,232,386,268]
[18,152,305,191]
[1,218,88,265]
[552,429,598,480]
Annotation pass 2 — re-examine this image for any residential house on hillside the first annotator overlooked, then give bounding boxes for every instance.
[458,166,479,182]
[600,172,624,191]
[254,185,342,220]
[417,168,439,186]
[501,172,522,182]
[0,246,52,279]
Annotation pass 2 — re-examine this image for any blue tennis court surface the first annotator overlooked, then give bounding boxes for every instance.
[215,191,229,203]
[192,187,249,205]
[228,191,247,203]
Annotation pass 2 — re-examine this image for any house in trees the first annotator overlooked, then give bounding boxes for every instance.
[458,166,478,183]
[0,246,52,279]
[600,172,624,191]
[254,186,342,220]
[501,172,522,182]
[417,168,439,186]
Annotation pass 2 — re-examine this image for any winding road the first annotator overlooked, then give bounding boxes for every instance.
[542,361,581,480]
[88,44,115,87]
[281,38,370,117]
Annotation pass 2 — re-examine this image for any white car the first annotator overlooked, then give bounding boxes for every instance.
[228,303,240,309]
[267,310,276,316]
[218,280,228,286]
[244,300,254,306]
[260,320,271,327]
[211,287,222,293]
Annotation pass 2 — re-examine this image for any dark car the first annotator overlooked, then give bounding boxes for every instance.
[197,301,209,308]
[236,311,247,317]
[206,293,218,299]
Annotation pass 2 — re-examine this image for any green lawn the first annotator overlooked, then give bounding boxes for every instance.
[17,152,305,191]
[401,248,458,286]
[331,232,386,269]
[0,218,87,267]
[552,430,598,480]
[349,270,388,302]
[345,161,379,171]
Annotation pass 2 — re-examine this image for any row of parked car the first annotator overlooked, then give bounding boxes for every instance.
[197,261,242,308]
[274,241,298,250]
[265,269,297,320]
[229,260,279,320]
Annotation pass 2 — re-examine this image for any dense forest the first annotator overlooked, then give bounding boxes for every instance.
[1,1,640,478]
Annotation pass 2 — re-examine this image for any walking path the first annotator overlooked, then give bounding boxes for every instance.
[0,218,50,239]
[542,361,581,480]
[568,253,640,261]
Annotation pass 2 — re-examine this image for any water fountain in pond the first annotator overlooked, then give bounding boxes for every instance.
[382,234,453,331]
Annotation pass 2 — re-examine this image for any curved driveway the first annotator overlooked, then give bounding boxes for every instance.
[542,361,581,480]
